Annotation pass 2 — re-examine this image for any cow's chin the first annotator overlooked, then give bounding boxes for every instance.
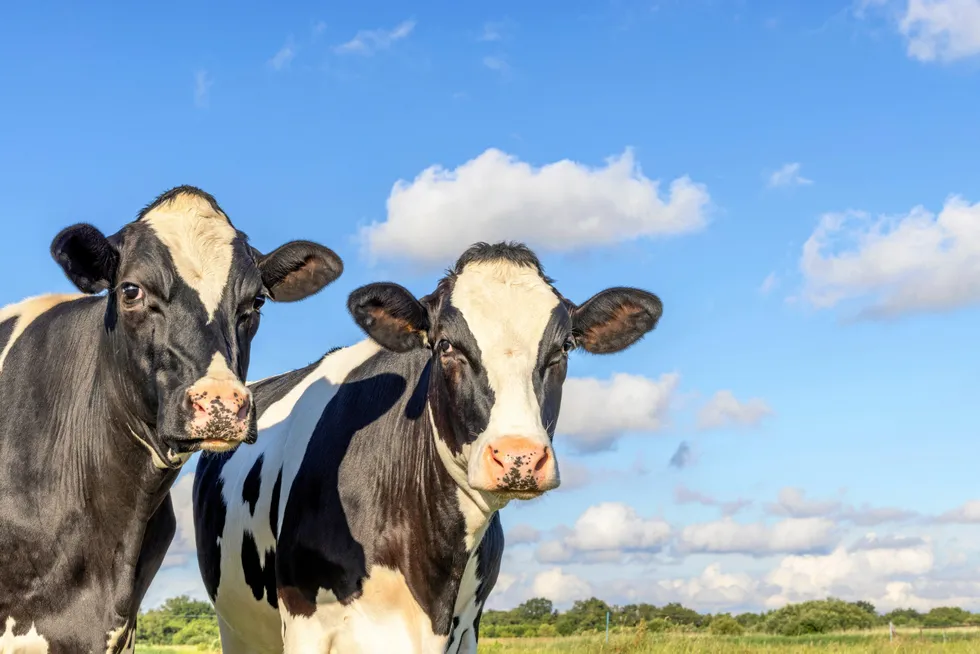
[491,489,548,503]
[196,438,242,453]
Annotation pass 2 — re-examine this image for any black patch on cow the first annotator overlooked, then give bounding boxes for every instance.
[0,316,15,356]
[242,530,265,602]
[270,467,282,537]
[447,616,461,649]
[243,454,264,516]
[194,451,231,600]
[476,513,504,609]
[264,548,278,610]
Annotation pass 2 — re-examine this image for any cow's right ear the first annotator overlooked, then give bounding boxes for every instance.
[50,224,120,294]
[347,282,430,353]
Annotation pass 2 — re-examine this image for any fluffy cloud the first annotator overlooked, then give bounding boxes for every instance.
[765,534,935,608]
[901,0,980,62]
[766,487,917,526]
[799,195,980,318]
[537,502,671,564]
[657,564,761,609]
[268,37,296,71]
[334,20,415,55]
[767,162,813,188]
[532,568,593,605]
[507,524,542,545]
[556,373,678,452]
[697,390,773,430]
[675,484,752,517]
[679,517,839,557]
[359,148,710,265]
[936,499,980,523]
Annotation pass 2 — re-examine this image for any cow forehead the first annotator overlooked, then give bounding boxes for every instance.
[449,261,560,362]
[140,192,238,322]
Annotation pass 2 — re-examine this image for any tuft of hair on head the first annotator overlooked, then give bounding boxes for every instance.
[448,241,553,283]
[136,185,228,223]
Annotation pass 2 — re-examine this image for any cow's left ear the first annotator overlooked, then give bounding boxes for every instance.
[257,241,344,303]
[50,223,120,294]
[347,282,430,353]
[571,287,663,354]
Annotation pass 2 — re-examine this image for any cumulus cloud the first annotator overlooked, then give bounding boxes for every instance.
[679,517,839,557]
[799,195,980,319]
[900,0,980,61]
[675,484,752,516]
[537,502,671,564]
[936,499,980,523]
[507,524,542,545]
[532,568,593,605]
[697,390,773,430]
[334,20,416,55]
[657,563,761,609]
[766,535,935,608]
[767,162,813,188]
[268,37,296,70]
[556,373,678,453]
[359,148,710,265]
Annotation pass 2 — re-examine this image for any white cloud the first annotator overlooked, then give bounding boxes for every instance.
[194,70,212,109]
[555,373,678,453]
[767,162,813,188]
[359,148,710,265]
[483,56,510,73]
[697,390,773,430]
[532,568,593,605]
[759,272,779,295]
[799,195,980,318]
[536,502,671,564]
[900,0,980,62]
[658,563,760,609]
[478,21,505,42]
[679,517,839,556]
[937,499,980,523]
[164,472,196,567]
[675,484,753,517]
[766,487,842,519]
[766,535,935,608]
[507,524,542,545]
[268,37,296,71]
[334,20,416,55]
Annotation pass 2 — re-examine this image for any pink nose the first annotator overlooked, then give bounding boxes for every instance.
[185,378,251,442]
[480,436,559,494]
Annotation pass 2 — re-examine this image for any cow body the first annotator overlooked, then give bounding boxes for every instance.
[194,242,662,654]
[0,186,343,652]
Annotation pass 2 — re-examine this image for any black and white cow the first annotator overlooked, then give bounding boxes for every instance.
[0,186,343,653]
[193,242,662,653]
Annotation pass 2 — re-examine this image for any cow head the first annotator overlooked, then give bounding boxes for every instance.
[50,186,343,467]
[347,242,661,504]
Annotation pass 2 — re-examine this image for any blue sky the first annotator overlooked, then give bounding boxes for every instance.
[3,0,980,613]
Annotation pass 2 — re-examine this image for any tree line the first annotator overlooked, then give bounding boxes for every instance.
[136,594,980,645]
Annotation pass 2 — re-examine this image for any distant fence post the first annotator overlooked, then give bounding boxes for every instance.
[889,621,894,641]
[606,611,610,642]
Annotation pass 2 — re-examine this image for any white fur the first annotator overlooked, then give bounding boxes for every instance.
[0,294,84,373]
[449,261,560,486]
[142,192,236,323]
[0,617,49,654]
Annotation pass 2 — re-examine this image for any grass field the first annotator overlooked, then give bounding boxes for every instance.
[136,628,980,653]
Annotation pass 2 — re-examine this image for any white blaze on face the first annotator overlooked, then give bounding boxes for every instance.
[142,192,237,323]
[450,261,559,460]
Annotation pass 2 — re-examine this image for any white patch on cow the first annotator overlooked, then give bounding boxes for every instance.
[126,427,192,470]
[104,624,132,654]
[0,293,85,373]
[0,617,49,654]
[211,338,382,653]
[450,261,559,477]
[447,544,485,654]
[281,568,446,654]
[142,191,236,323]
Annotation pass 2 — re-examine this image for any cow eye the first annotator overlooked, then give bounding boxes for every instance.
[252,294,267,311]
[120,283,144,304]
[562,337,574,354]
[438,339,454,354]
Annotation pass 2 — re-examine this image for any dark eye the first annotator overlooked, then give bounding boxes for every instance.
[252,294,267,311]
[562,337,575,354]
[120,283,144,304]
[438,339,453,354]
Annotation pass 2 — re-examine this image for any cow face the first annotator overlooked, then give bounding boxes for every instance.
[347,242,662,503]
[50,186,343,467]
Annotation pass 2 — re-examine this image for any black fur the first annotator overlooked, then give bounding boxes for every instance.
[347,282,430,353]
[258,241,344,303]
[243,454,264,516]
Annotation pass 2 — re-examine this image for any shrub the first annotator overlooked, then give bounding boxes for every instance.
[710,614,745,636]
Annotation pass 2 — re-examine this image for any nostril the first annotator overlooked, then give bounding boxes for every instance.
[487,445,505,469]
[237,397,251,422]
[534,449,550,472]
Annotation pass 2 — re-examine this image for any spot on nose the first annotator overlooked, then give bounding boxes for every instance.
[185,378,251,425]
[478,435,558,494]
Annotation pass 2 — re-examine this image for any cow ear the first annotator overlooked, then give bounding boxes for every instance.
[50,224,120,294]
[258,241,344,303]
[572,287,663,354]
[347,282,430,353]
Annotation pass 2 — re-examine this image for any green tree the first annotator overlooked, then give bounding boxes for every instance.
[514,597,555,624]
[709,614,745,636]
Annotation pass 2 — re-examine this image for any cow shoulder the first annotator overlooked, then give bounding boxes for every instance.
[0,293,86,373]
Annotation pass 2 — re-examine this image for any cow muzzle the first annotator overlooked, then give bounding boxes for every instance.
[469,435,560,498]
[183,376,254,451]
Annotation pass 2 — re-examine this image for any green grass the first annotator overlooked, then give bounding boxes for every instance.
[138,629,980,653]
